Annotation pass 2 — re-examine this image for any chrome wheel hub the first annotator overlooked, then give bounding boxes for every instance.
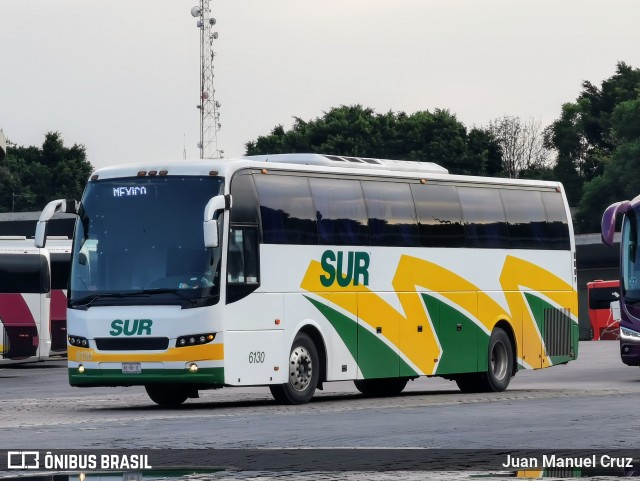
[490,341,508,381]
[289,346,313,392]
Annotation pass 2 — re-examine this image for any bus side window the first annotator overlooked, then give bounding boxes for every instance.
[228,230,245,283]
[541,191,571,250]
[226,226,260,304]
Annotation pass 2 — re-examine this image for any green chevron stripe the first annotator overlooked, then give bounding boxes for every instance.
[421,293,490,375]
[304,295,418,379]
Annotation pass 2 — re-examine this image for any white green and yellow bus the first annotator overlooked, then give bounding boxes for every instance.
[36,154,579,405]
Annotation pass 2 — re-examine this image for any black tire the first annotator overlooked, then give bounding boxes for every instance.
[269,332,319,405]
[145,384,190,407]
[454,327,514,393]
[354,377,409,396]
[486,327,513,391]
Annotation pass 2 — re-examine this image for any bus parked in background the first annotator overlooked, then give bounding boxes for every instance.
[48,237,72,355]
[602,196,640,365]
[37,154,579,406]
[586,279,620,340]
[0,237,52,364]
[0,236,71,364]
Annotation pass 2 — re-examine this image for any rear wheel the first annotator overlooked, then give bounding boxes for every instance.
[455,327,514,393]
[145,384,190,407]
[269,332,319,405]
[486,327,513,391]
[354,377,409,396]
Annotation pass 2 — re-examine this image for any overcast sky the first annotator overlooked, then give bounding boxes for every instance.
[2,0,640,170]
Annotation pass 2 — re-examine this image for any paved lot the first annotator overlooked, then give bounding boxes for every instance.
[0,341,638,480]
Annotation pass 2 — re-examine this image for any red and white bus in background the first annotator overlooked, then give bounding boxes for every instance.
[586,279,621,340]
[0,236,71,364]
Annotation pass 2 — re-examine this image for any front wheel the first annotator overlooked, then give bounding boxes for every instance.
[269,332,319,405]
[145,384,190,407]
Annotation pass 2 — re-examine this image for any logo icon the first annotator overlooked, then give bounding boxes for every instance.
[7,451,40,469]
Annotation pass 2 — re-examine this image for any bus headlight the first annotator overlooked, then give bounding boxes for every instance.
[620,326,640,341]
[69,335,89,347]
[176,333,215,347]
[188,363,199,373]
[78,364,85,374]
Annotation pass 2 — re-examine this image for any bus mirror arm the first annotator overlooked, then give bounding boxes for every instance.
[601,200,631,247]
[203,194,232,248]
[35,198,78,248]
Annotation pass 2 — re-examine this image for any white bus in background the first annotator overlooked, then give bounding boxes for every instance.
[0,236,71,364]
[37,154,578,405]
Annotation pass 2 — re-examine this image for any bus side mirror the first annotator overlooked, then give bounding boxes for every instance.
[203,194,232,248]
[35,199,78,248]
[601,201,631,247]
[204,220,219,248]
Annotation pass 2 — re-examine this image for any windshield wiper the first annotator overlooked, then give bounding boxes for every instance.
[70,292,139,309]
[70,288,202,310]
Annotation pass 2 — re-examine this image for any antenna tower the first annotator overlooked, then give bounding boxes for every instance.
[191,0,222,159]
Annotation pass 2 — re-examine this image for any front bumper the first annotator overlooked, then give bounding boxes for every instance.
[69,365,224,387]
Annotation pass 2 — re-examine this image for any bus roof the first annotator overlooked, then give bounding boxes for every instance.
[90,154,564,190]
[0,239,43,255]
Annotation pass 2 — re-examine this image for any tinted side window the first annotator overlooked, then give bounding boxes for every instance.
[361,181,419,247]
[309,178,370,246]
[542,191,571,250]
[0,254,49,293]
[51,253,71,290]
[230,173,260,225]
[458,186,508,249]
[501,189,548,249]
[226,226,260,304]
[411,184,464,247]
[254,175,318,245]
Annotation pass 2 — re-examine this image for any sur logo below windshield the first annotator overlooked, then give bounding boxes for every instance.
[110,319,153,336]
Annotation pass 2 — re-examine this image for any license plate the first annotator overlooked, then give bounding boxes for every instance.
[122,362,141,374]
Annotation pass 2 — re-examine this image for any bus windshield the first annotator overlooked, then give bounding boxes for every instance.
[622,210,640,303]
[69,176,224,308]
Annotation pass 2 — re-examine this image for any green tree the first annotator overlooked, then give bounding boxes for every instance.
[246,105,503,176]
[0,132,93,212]
[545,62,640,208]
[466,127,503,177]
[575,95,640,232]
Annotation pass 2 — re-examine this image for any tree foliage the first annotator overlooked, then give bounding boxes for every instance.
[545,62,640,209]
[0,132,93,213]
[488,116,551,179]
[545,62,640,233]
[575,95,640,232]
[246,105,503,176]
